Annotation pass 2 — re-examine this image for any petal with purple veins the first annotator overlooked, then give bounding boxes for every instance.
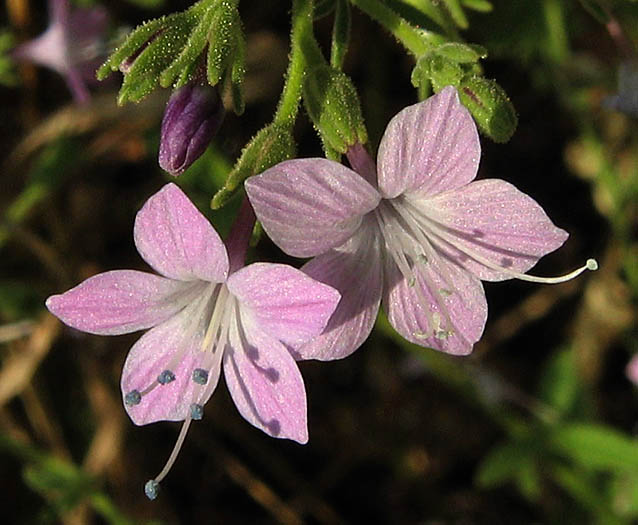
[377,86,480,199]
[224,310,308,444]
[226,262,340,348]
[383,253,487,356]
[134,183,229,283]
[296,221,384,361]
[46,270,200,335]
[245,158,381,257]
[416,179,569,281]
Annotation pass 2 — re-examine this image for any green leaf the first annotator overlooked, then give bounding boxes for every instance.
[441,0,469,29]
[460,0,492,12]
[537,348,581,416]
[457,75,517,142]
[475,440,535,488]
[611,471,638,517]
[550,465,623,524]
[550,423,638,472]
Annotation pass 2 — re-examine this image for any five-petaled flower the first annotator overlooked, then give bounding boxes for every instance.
[246,86,597,359]
[46,183,340,498]
[11,0,108,103]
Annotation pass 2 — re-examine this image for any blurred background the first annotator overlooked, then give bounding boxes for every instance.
[0,0,636,523]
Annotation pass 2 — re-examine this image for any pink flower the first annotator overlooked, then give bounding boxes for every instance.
[246,86,597,359]
[626,354,638,386]
[12,0,108,103]
[46,183,340,498]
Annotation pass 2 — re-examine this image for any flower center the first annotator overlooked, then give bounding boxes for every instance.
[374,199,458,341]
[123,282,238,499]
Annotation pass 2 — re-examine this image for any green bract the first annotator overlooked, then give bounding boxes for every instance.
[303,66,368,156]
[97,0,244,111]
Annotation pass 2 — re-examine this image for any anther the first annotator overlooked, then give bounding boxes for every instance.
[144,479,159,500]
[157,370,176,385]
[190,403,204,420]
[124,390,141,406]
[192,368,209,385]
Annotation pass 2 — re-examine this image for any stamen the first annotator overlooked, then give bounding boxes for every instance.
[144,480,159,500]
[192,368,209,385]
[401,197,599,285]
[144,416,194,499]
[157,370,176,385]
[190,403,204,420]
[376,204,454,339]
[124,390,141,406]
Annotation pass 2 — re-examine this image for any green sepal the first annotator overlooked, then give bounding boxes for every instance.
[412,53,464,93]
[411,42,487,98]
[457,75,518,143]
[303,66,368,155]
[435,42,487,63]
[159,6,217,88]
[97,0,245,110]
[211,123,296,209]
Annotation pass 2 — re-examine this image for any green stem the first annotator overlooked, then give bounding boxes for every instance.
[274,0,324,124]
[349,0,439,56]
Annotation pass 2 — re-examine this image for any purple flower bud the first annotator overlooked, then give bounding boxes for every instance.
[159,83,225,176]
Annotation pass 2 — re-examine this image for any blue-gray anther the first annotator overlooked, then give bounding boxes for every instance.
[157,369,176,385]
[192,368,209,385]
[144,479,159,500]
[124,390,141,406]
[190,403,204,420]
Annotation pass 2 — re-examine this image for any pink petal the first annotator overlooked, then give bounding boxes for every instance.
[383,254,487,356]
[377,86,480,199]
[226,262,340,347]
[224,311,308,443]
[121,290,222,425]
[296,222,383,361]
[134,183,229,283]
[245,158,381,257]
[46,270,199,335]
[423,179,569,281]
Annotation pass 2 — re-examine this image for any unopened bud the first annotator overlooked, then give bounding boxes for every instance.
[458,76,517,143]
[159,82,225,176]
[303,66,367,154]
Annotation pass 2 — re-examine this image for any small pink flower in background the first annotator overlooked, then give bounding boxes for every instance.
[246,86,597,359]
[11,0,108,103]
[626,355,638,386]
[46,184,340,498]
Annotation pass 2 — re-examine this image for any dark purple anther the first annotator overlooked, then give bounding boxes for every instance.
[158,82,225,176]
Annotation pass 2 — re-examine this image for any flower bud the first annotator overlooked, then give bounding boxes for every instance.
[159,82,225,176]
[458,76,517,143]
[303,66,367,155]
